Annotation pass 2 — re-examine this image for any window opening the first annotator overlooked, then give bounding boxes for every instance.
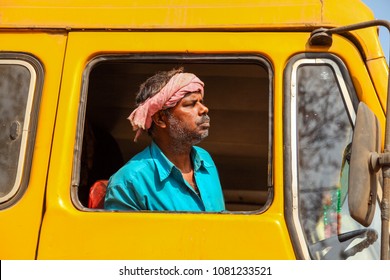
[75,55,273,213]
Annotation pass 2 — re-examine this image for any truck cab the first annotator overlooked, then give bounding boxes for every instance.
[0,0,388,259]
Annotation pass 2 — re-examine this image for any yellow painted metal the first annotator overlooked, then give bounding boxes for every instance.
[0,0,374,30]
[367,58,390,112]
[1,0,320,29]
[0,32,67,259]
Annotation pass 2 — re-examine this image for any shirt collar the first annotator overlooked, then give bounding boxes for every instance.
[150,141,210,181]
[191,148,206,171]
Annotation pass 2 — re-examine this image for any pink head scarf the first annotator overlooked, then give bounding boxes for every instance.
[128,72,204,142]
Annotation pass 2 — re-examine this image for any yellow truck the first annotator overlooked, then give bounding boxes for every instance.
[0,0,389,260]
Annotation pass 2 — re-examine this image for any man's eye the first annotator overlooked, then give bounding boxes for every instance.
[185,101,196,107]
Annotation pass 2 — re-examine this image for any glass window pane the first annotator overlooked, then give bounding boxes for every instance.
[0,63,32,202]
[296,64,380,259]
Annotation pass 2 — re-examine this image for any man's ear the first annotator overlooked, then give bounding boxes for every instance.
[152,111,167,128]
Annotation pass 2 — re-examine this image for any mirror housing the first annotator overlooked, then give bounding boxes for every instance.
[349,102,381,227]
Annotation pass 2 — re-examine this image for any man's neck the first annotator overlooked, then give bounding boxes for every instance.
[154,139,193,173]
[167,152,193,173]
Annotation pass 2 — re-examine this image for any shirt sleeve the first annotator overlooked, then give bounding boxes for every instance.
[104,179,144,211]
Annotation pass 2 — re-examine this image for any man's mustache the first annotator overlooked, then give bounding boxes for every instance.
[197,115,210,125]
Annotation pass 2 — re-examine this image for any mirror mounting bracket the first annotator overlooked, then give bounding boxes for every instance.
[371,152,390,222]
[371,152,390,172]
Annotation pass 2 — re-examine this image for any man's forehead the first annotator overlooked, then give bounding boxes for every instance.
[183,91,204,99]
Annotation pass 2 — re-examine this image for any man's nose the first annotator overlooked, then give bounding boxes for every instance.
[199,103,209,115]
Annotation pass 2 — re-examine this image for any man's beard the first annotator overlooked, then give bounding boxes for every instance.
[166,113,210,152]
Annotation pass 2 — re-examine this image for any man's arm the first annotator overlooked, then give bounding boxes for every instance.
[104,180,144,211]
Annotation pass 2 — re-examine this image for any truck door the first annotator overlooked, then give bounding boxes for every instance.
[0,32,67,259]
[37,31,296,259]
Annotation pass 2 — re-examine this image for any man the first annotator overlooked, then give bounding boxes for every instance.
[104,68,225,211]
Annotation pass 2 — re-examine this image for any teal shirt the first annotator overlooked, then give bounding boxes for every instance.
[104,141,225,212]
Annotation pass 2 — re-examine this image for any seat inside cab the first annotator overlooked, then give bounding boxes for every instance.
[78,56,272,212]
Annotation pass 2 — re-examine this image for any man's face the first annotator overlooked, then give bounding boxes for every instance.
[166,92,210,145]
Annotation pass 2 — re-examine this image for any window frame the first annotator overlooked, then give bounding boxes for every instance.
[71,53,275,214]
[0,53,44,208]
[283,53,359,259]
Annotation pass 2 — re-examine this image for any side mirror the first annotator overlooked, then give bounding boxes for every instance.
[349,102,381,227]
